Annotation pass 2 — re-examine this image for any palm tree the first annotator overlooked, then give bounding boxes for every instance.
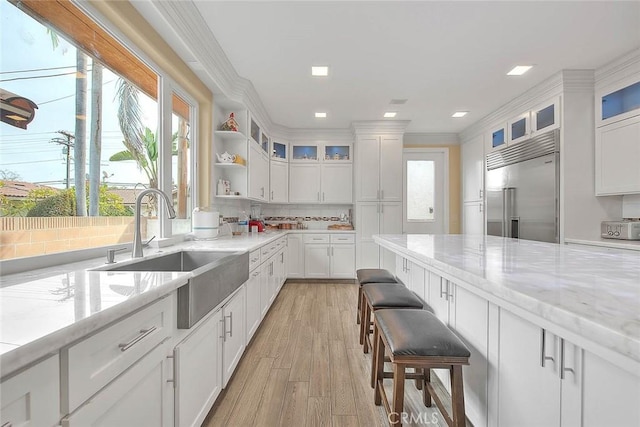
[88,60,103,216]
[109,126,159,189]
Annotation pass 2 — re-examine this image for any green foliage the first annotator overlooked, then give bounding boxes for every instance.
[27,190,75,217]
[24,185,132,217]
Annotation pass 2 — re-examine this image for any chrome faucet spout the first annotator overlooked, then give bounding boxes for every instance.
[132,188,176,258]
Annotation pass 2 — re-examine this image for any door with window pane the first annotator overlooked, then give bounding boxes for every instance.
[403,150,446,234]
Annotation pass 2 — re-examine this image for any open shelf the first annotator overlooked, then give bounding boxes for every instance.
[215,195,246,199]
[215,162,246,168]
[215,130,247,141]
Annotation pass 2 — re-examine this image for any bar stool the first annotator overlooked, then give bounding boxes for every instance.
[355,269,398,324]
[372,309,471,427]
[359,283,423,354]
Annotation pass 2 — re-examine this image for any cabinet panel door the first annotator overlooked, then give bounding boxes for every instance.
[380,202,402,234]
[260,262,270,318]
[287,235,304,278]
[357,203,380,240]
[174,309,222,427]
[463,202,484,235]
[356,136,380,201]
[270,160,288,202]
[248,143,265,200]
[451,286,489,427]
[498,309,560,427]
[395,255,409,286]
[321,163,352,203]
[330,244,355,278]
[289,164,321,203]
[379,136,403,201]
[304,244,330,278]
[63,342,172,427]
[246,270,262,340]
[582,351,640,427]
[595,117,640,195]
[1,355,59,427]
[223,286,246,386]
[358,240,380,270]
[462,135,484,202]
[408,262,425,300]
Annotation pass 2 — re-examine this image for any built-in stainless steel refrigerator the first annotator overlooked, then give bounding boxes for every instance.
[486,130,559,243]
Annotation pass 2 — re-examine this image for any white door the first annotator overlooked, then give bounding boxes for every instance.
[356,136,380,201]
[379,136,403,201]
[321,163,352,203]
[462,134,485,202]
[222,286,246,386]
[289,164,321,203]
[403,149,447,234]
[304,244,330,278]
[246,269,262,340]
[330,244,355,278]
[287,235,304,278]
[270,161,288,202]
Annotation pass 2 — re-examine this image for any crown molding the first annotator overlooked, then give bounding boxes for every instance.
[404,133,459,145]
[351,120,411,135]
[595,48,640,86]
[561,70,595,93]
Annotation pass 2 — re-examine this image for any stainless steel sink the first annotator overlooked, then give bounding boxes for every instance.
[96,250,249,329]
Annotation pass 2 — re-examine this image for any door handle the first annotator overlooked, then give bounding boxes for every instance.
[540,329,555,368]
[227,312,233,338]
[479,189,483,199]
[317,192,320,201]
[271,190,274,200]
[479,204,483,213]
[119,327,157,351]
[559,338,575,380]
[220,317,226,341]
[380,189,384,199]
[440,280,447,300]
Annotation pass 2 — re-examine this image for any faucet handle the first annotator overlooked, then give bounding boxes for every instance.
[106,247,129,264]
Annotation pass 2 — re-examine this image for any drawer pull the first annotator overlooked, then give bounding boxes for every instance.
[313,238,323,240]
[119,327,157,352]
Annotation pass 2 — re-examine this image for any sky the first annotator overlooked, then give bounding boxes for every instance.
[0,1,158,188]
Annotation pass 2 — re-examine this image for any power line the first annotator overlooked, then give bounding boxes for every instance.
[0,70,80,83]
[0,65,76,75]
[0,159,62,165]
[36,78,116,106]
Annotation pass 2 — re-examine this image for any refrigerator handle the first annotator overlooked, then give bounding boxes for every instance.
[503,188,516,238]
[510,217,520,239]
[502,189,509,237]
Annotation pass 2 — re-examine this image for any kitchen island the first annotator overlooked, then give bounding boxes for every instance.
[374,234,639,427]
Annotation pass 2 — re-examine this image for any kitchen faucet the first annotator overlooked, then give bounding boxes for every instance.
[132,188,177,258]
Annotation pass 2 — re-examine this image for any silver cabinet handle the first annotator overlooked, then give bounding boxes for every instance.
[281,252,284,262]
[540,329,555,367]
[479,189,483,199]
[559,338,575,380]
[220,318,226,341]
[380,204,384,214]
[448,283,454,302]
[227,312,233,338]
[479,204,483,213]
[3,422,13,427]
[439,280,447,300]
[271,190,274,200]
[119,326,157,352]
[313,238,323,240]
[252,271,260,277]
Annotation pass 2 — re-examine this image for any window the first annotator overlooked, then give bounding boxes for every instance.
[406,160,435,221]
[0,0,196,260]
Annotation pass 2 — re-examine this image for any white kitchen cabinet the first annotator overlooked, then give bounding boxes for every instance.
[321,163,352,203]
[395,254,409,286]
[487,122,508,152]
[287,234,304,278]
[463,201,484,235]
[508,111,531,145]
[356,201,402,270]
[304,242,331,278]
[462,134,484,203]
[289,163,321,203]
[248,142,269,201]
[174,308,223,427]
[245,268,262,341]
[1,355,60,427]
[531,96,560,135]
[330,234,355,278]
[260,259,272,317]
[356,135,403,202]
[595,116,640,195]
[581,350,640,427]
[62,340,173,427]
[394,255,425,300]
[596,75,640,127]
[222,286,246,386]
[270,160,288,202]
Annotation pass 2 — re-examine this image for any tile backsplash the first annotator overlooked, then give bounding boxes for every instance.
[260,204,352,221]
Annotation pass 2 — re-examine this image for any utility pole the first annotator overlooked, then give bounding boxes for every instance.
[50,130,74,189]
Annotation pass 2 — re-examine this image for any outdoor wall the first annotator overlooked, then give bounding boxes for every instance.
[0,217,144,260]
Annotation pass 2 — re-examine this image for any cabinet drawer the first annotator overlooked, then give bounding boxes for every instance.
[249,249,261,271]
[330,234,355,244]
[261,241,279,259]
[303,234,330,243]
[64,295,173,412]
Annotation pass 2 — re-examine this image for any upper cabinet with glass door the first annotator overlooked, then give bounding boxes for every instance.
[596,77,640,127]
[271,139,288,162]
[291,143,352,162]
[508,111,531,145]
[291,143,319,162]
[487,122,508,152]
[323,144,351,162]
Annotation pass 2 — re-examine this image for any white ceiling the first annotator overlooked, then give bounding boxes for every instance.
[139,1,640,134]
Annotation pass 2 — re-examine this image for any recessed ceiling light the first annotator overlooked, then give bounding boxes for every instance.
[452,111,468,118]
[315,112,327,118]
[384,112,397,118]
[507,65,533,76]
[311,66,329,77]
[390,99,408,105]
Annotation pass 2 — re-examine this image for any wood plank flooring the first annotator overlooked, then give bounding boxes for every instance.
[203,281,452,427]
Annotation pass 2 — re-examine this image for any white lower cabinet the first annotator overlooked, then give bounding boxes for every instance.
[222,286,246,386]
[303,234,355,278]
[62,339,173,427]
[246,268,262,341]
[287,234,304,278]
[1,355,60,427]
[260,260,273,317]
[463,201,484,235]
[174,309,222,427]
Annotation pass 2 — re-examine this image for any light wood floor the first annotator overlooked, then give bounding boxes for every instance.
[203,281,452,427]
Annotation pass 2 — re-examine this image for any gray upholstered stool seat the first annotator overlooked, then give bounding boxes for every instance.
[356,268,397,285]
[372,309,471,427]
[359,283,423,354]
[355,269,398,325]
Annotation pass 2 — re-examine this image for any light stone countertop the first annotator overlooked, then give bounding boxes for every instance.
[374,234,640,365]
[0,229,354,378]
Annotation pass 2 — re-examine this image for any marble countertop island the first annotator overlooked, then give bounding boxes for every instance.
[374,234,640,365]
